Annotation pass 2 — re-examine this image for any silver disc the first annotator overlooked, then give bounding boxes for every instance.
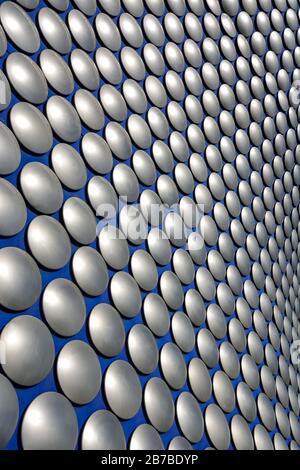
[21,392,78,450]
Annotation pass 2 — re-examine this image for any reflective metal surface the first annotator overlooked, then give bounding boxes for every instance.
[0,0,300,452]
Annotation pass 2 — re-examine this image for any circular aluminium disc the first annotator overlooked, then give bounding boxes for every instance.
[0,374,19,449]
[236,382,257,422]
[172,249,195,285]
[160,342,187,390]
[62,197,96,245]
[132,150,157,186]
[0,122,21,176]
[100,84,127,122]
[1,315,54,387]
[123,79,147,114]
[231,415,254,450]
[176,392,204,443]
[130,250,158,291]
[56,340,101,405]
[95,13,121,51]
[168,436,193,450]
[20,162,63,215]
[42,278,86,337]
[98,225,129,271]
[197,328,219,368]
[46,96,81,144]
[10,102,53,154]
[171,311,195,353]
[144,377,174,432]
[6,52,48,104]
[74,89,104,131]
[188,357,212,403]
[212,371,235,413]
[0,178,27,236]
[105,122,132,161]
[110,271,142,318]
[72,246,108,297]
[95,48,123,85]
[39,49,74,96]
[205,404,231,450]
[27,216,71,270]
[143,293,170,337]
[185,288,206,326]
[130,424,164,450]
[0,247,41,311]
[81,410,126,450]
[112,163,139,202]
[160,271,184,310]
[89,303,125,357]
[21,392,78,450]
[219,342,240,379]
[128,324,158,374]
[147,228,172,266]
[70,49,100,91]
[38,7,71,54]
[104,360,142,420]
[0,1,40,54]
[68,9,96,52]
[82,133,113,176]
[51,143,87,191]
[253,424,274,450]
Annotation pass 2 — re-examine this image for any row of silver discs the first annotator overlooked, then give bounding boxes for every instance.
[0,0,299,451]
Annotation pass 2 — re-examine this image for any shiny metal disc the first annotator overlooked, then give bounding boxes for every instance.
[128,324,158,374]
[62,197,96,245]
[38,7,71,55]
[130,424,164,450]
[213,371,235,413]
[89,303,125,357]
[21,392,78,450]
[42,278,86,337]
[144,377,174,432]
[0,247,41,311]
[0,178,26,236]
[72,246,108,297]
[0,122,21,176]
[176,392,204,443]
[205,404,230,450]
[168,436,193,450]
[1,315,54,386]
[6,52,48,104]
[171,311,195,353]
[104,360,142,419]
[188,357,212,402]
[40,51,70,102]
[143,293,170,337]
[46,96,81,144]
[160,271,184,310]
[27,216,71,270]
[10,102,53,154]
[0,2,40,54]
[56,340,101,405]
[0,374,19,448]
[81,410,126,450]
[51,143,87,191]
[130,250,158,291]
[231,415,254,450]
[20,162,63,215]
[160,342,187,390]
[110,271,142,318]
